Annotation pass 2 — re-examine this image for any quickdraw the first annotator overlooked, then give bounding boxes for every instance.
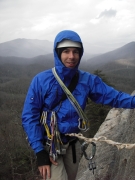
[40,111,52,140]
[81,141,96,174]
[49,111,56,160]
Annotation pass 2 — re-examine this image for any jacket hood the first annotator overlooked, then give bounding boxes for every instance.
[53,30,84,80]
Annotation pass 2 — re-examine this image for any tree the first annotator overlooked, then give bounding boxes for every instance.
[93,69,114,87]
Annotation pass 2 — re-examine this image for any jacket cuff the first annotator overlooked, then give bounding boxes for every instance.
[36,150,51,166]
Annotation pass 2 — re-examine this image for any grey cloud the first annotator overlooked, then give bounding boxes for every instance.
[97,9,117,19]
[0,0,135,54]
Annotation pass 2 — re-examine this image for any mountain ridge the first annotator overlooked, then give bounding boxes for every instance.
[0,38,96,59]
[87,41,135,65]
[0,40,135,93]
[0,38,53,58]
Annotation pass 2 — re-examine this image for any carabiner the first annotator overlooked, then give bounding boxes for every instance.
[40,111,47,124]
[81,141,96,174]
[50,111,56,128]
[78,118,89,132]
[81,141,96,160]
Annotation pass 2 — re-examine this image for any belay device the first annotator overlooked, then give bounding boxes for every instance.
[81,141,96,174]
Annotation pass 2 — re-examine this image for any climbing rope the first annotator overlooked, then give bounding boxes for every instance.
[66,133,135,150]
[52,67,88,132]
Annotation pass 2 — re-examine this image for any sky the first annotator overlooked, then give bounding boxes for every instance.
[0,0,135,53]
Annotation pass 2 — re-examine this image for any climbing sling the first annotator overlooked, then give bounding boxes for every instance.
[52,67,89,132]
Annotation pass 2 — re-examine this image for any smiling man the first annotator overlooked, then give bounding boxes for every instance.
[56,39,82,69]
[60,47,80,68]
[22,30,135,180]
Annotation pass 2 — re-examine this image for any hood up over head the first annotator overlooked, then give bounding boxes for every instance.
[53,30,84,80]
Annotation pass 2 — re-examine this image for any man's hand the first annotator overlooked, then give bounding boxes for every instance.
[38,157,58,180]
[38,165,51,180]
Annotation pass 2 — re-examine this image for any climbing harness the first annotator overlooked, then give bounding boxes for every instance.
[81,141,96,174]
[52,67,89,132]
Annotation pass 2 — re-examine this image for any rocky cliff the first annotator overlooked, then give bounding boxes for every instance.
[76,91,135,180]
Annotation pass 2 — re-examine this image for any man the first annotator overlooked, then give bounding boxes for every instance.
[22,30,135,180]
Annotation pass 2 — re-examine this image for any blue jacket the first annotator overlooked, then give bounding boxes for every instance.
[22,30,135,154]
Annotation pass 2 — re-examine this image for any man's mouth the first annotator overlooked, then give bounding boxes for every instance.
[67,62,76,66]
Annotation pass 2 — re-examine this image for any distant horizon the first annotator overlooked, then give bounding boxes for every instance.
[0,37,134,55]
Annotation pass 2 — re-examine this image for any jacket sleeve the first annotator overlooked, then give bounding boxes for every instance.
[89,75,135,108]
[22,76,45,154]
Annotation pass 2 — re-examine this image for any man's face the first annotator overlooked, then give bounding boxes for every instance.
[60,47,80,68]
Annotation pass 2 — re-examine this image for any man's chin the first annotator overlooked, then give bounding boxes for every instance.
[66,63,77,68]
[66,65,76,69]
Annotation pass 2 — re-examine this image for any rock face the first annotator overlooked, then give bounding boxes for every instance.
[76,91,135,180]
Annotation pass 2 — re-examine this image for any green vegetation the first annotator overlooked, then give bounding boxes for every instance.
[84,70,112,138]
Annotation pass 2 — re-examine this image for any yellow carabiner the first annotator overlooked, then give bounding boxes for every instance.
[41,111,52,139]
[44,123,52,139]
[78,118,89,132]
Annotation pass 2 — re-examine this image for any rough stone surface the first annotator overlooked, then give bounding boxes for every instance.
[76,91,135,180]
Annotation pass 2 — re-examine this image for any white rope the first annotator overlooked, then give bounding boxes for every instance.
[52,67,88,131]
[66,133,135,150]
[52,67,87,120]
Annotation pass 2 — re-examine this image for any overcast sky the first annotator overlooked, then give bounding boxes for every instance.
[0,0,135,53]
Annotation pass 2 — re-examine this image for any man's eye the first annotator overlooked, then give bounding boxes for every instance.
[63,50,69,53]
[74,50,79,54]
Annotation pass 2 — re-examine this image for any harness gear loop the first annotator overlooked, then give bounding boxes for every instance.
[49,111,67,160]
[81,141,96,174]
[52,67,89,132]
[40,111,67,160]
[53,112,66,155]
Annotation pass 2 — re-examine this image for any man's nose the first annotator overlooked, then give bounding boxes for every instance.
[69,51,74,58]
